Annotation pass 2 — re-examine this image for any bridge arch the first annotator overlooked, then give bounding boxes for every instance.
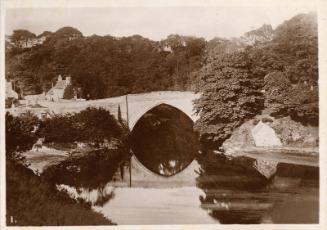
[130,102,199,178]
[129,102,197,131]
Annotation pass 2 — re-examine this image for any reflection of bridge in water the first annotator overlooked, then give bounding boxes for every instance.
[39,91,201,187]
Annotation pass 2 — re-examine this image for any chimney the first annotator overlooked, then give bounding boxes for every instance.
[58,74,62,81]
[65,76,71,86]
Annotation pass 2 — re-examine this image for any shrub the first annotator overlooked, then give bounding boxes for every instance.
[6,160,113,226]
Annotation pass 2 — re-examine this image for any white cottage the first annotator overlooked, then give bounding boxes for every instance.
[46,75,71,101]
[6,81,19,99]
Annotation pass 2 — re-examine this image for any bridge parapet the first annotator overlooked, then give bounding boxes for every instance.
[38,91,200,129]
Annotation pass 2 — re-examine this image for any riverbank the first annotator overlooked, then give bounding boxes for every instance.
[220,115,319,178]
[231,147,318,167]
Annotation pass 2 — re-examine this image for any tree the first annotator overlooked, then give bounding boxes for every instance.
[6,152,113,226]
[75,107,125,147]
[11,29,36,47]
[250,12,318,125]
[38,113,78,143]
[117,105,123,123]
[194,51,264,148]
[39,107,129,147]
[6,112,39,161]
[6,28,206,99]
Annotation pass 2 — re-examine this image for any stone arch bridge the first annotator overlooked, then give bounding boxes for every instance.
[39,91,201,187]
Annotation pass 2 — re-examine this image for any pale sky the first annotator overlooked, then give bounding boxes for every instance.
[5,6,316,41]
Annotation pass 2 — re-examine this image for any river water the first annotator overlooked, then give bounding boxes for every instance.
[93,185,318,225]
[55,157,318,225]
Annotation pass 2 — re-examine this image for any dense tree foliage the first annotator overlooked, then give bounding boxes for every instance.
[194,12,318,148]
[7,160,113,225]
[194,51,264,147]
[6,112,39,161]
[39,107,128,147]
[6,28,206,97]
[11,29,36,46]
[257,13,318,125]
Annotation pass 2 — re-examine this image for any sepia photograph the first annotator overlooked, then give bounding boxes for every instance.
[0,0,326,228]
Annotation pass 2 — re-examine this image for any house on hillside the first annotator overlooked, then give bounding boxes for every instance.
[6,81,19,99]
[9,31,50,49]
[46,75,71,101]
[18,36,47,48]
[24,92,46,105]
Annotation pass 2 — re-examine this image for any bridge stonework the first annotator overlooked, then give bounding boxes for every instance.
[39,91,201,187]
[129,156,200,187]
[39,91,200,130]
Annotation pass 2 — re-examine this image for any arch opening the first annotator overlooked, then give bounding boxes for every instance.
[130,103,199,177]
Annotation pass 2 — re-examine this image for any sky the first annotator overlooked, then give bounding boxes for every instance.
[5,5,316,41]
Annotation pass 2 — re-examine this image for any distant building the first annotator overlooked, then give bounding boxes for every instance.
[6,81,19,99]
[163,45,172,52]
[7,32,50,49]
[24,92,46,105]
[46,75,71,101]
[68,33,80,41]
[8,104,50,119]
[17,36,47,48]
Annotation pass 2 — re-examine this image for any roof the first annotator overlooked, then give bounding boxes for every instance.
[46,79,68,95]
[47,88,54,95]
[53,80,67,89]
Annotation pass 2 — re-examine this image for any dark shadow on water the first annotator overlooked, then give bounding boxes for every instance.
[196,151,319,224]
[130,104,199,177]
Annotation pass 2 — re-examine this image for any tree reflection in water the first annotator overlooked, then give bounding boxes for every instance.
[130,104,199,176]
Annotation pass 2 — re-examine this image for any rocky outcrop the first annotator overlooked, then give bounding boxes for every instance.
[251,121,282,147]
[222,115,318,178]
[222,115,318,153]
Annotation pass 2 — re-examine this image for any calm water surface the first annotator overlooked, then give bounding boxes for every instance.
[57,159,318,225]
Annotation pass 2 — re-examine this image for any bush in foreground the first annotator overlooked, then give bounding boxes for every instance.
[7,160,113,226]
